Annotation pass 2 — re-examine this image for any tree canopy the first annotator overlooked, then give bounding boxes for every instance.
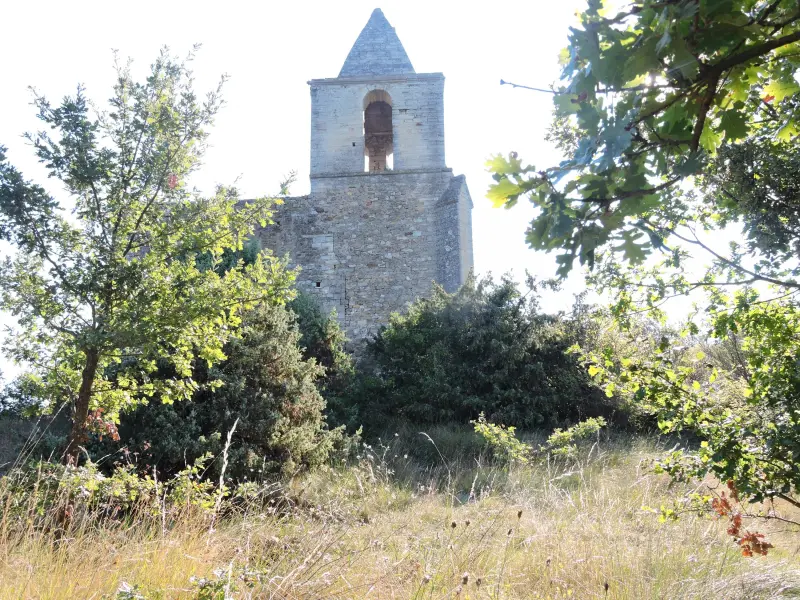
[111,299,347,481]
[488,0,800,276]
[0,47,293,460]
[487,0,800,549]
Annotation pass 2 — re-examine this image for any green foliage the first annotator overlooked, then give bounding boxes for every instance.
[584,288,800,512]
[349,275,612,433]
[704,127,800,268]
[472,413,531,464]
[108,300,348,482]
[488,0,800,275]
[566,127,800,537]
[0,47,295,460]
[472,412,607,464]
[545,416,606,458]
[574,100,800,324]
[570,301,700,428]
[289,294,356,429]
[537,18,800,545]
[1,454,221,525]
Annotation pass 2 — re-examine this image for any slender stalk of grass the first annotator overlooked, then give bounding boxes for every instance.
[210,418,238,535]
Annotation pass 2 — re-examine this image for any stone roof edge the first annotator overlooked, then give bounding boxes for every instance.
[338,8,415,78]
[236,195,310,206]
[308,72,444,86]
[437,174,473,208]
[310,167,452,180]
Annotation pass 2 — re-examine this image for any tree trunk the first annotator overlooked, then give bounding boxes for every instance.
[64,348,99,464]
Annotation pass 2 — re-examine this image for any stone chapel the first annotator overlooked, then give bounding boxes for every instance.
[256,8,474,343]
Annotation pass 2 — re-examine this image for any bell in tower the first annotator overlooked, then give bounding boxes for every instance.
[364,92,393,171]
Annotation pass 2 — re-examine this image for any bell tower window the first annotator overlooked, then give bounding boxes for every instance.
[363,90,393,172]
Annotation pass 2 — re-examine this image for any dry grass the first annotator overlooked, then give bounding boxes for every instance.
[0,434,798,599]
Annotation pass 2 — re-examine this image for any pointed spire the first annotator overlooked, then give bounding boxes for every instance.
[339,9,415,78]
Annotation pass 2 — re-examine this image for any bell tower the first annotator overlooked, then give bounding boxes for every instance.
[259,8,473,346]
[309,8,446,179]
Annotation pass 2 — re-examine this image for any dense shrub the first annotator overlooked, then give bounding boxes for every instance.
[289,294,357,429]
[105,300,348,481]
[347,275,611,433]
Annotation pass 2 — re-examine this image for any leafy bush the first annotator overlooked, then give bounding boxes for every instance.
[472,413,606,465]
[289,294,357,429]
[105,299,348,482]
[471,414,531,464]
[545,416,605,458]
[348,275,611,433]
[0,50,293,461]
[584,288,800,548]
[0,455,219,529]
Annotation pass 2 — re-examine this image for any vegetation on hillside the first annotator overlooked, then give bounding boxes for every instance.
[101,299,349,482]
[488,0,800,552]
[0,47,294,462]
[1,431,798,599]
[2,1,800,594]
[344,275,612,434]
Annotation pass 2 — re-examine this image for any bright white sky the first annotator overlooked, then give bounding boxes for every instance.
[0,0,624,378]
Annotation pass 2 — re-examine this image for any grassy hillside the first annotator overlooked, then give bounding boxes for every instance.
[1,431,798,599]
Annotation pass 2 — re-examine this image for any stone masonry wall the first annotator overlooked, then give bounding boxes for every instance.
[457,178,475,285]
[435,175,474,292]
[253,9,474,351]
[256,169,457,343]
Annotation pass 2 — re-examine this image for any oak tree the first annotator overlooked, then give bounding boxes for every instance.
[489,0,800,275]
[487,0,800,549]
[0,48,293,461]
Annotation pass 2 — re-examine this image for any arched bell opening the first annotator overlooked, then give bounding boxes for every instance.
[363,90,393,172]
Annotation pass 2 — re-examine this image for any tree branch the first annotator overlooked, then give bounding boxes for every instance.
[708,28,800,75]
[564,176,682,205]
[776,493,800,510]
[766,12,800,33]
[650,221,800,290]
[755,0,785,24]
[690,76,720,152]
